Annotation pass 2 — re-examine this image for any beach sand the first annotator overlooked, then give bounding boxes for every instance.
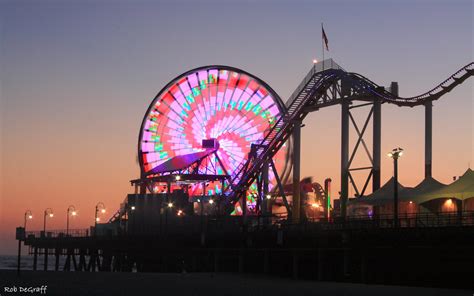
[0,270,469,296]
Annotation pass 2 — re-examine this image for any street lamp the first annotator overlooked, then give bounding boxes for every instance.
[164,202,174,234]
[95,202,106,235]
[128,204,136,235]
[24,210,33,230]
[66,205,77,235]
[388,147,404,228]
[19,210,34,276]
[43,208,54,234]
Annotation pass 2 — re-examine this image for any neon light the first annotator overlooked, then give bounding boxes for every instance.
[139,66,288,213]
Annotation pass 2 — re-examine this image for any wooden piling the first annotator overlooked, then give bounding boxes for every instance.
[33,247,38,271]
[43,248,48,271]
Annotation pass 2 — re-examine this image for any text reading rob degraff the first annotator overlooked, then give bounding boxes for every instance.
[3,286,47,294]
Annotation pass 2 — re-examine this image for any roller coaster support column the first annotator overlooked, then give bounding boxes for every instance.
[262,161,269,219]
[340,101,350,219]
[425,101,432,178]
[292,120,302,223]
[372,99,381,192]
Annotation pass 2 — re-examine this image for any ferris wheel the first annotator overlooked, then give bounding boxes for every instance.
[138,66,291,213]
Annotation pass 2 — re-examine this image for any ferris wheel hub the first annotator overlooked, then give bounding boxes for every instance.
[202,138,220,149]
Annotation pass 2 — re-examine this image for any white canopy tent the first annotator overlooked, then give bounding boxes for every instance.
[415,169,474,203]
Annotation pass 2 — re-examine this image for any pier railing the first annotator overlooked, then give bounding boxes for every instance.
[303,210,474,230]
[22,211,474,240]
[25,228,90,239]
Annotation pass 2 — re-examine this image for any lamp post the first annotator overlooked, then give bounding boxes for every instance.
[166,202,173,233]
[388,147,404,228]
[209,199,214,216]
[95,202,106,235]
[43,208,54,234]
[66,205,77,235]
[129,204,135,235]
[24,210,33,230]
[18,210,33,275]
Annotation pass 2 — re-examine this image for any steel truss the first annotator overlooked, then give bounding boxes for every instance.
[131,149,230,194]
[227,60,473,220]
[342,99,381,200]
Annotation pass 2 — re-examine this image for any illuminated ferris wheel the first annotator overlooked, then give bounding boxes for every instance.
[138,66,290,212]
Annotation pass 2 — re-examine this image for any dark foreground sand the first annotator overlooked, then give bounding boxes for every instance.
[0,270,470,296]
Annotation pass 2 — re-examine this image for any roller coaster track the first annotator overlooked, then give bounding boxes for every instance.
[352,62,473,107]
[226,61,473,205]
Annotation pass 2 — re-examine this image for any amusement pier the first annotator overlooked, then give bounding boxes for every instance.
[16,60,474,289]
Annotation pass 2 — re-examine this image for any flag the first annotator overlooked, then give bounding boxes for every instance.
[322,25,329,51]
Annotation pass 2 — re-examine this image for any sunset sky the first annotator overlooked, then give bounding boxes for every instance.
[1,0,472,254]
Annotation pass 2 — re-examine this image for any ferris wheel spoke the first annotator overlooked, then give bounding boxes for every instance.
[219,76,252,134]
[219,87,271,136]
[225,103,279,140]
[221,151,245,174]
[223,71,240,114]
[218,69,231,112]
[196,70,210,123]
[209,69,219,110]
[183,76,207,131]
[139,66,288,208]
[169,85,193,120]
[153,99,186,132]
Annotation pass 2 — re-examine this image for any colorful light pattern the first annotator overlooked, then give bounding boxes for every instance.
[139,66,288,212]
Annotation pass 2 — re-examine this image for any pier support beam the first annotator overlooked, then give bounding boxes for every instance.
[425,101,433,179]
[55,248,60,271]
[64,253,71,271]
[79,250,86,271]
[33,247,38,270]
[17,239,21,276]
[292,120,302,223]
[261,161,269,218]
[340,101,350,218]
[43,248,48,271]
[372,99,381,192]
